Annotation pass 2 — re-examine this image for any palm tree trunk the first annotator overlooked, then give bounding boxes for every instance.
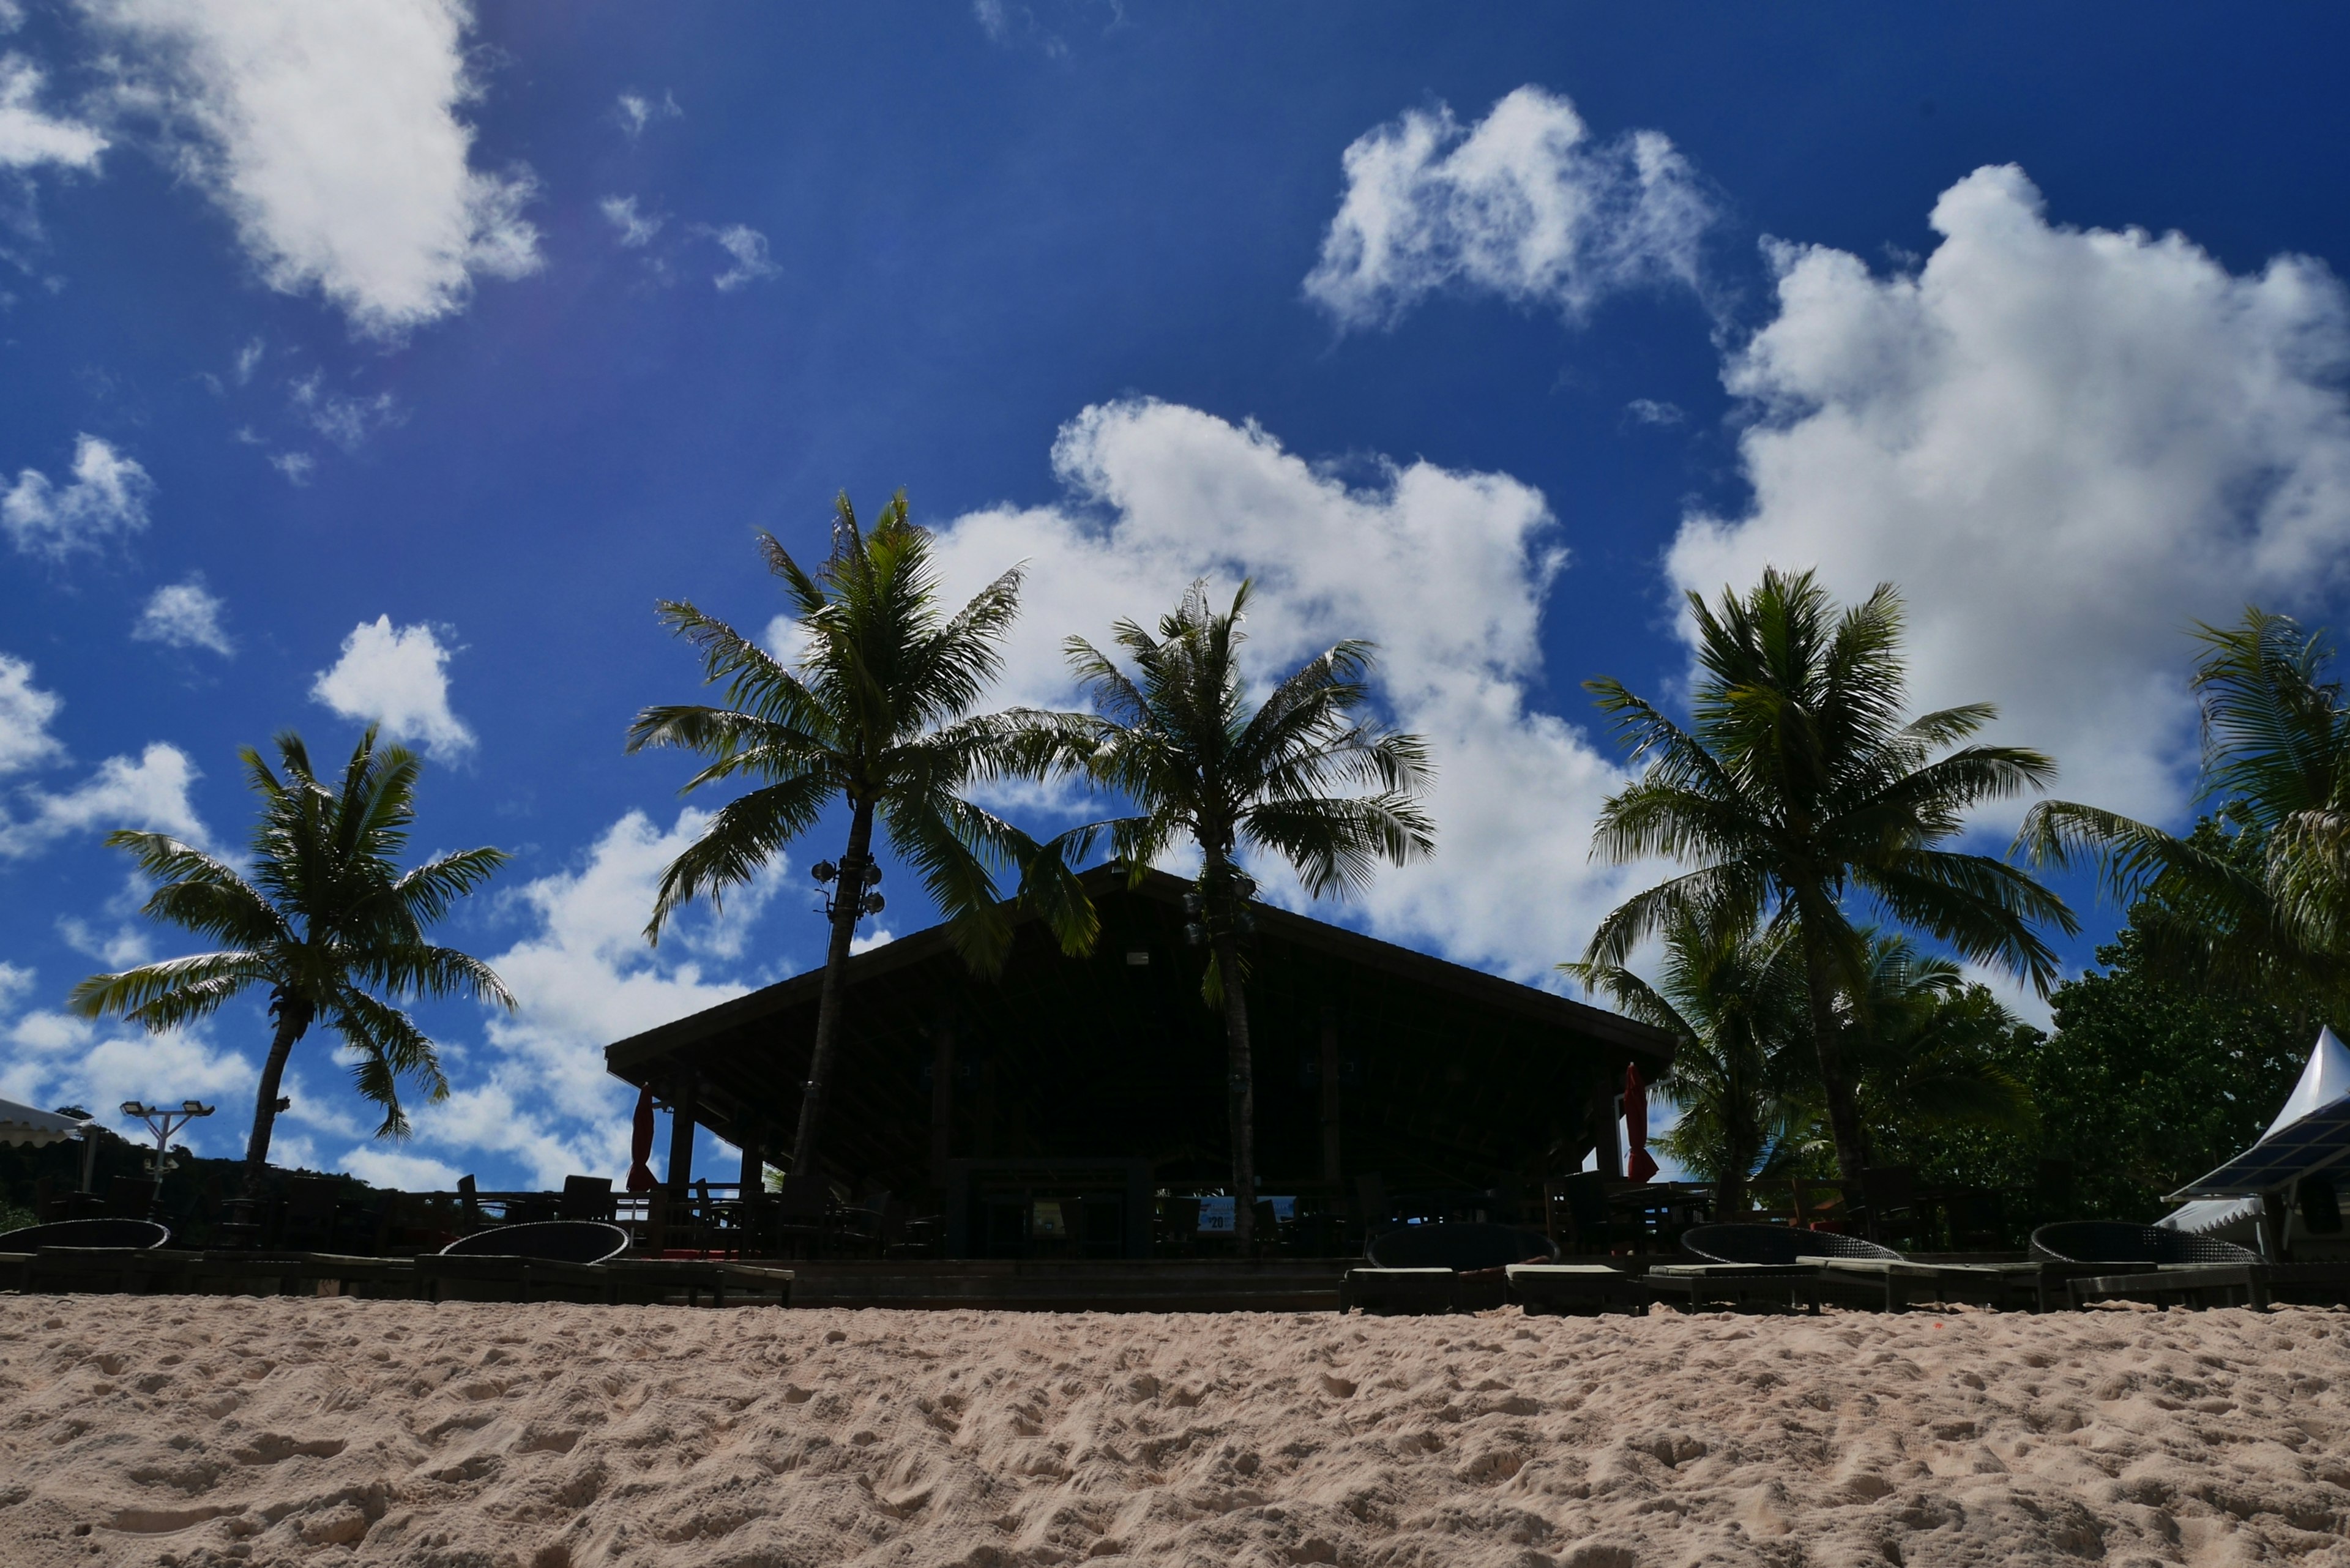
[789,800,875,1187]
[244,996,309,1195]
[1799,927,1873,1201]
[1214,932,1258,1254]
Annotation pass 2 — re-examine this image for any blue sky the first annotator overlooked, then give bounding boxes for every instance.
[4,4,2349,1190]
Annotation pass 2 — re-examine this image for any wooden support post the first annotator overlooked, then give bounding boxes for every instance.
[666,1069,699,1201]
[738,1116,763,1194]
[930,1015,955,1190]
[1589,1079,1623,1179]
[1318,1006,1342,1185]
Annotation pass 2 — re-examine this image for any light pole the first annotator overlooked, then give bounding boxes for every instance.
[120,1100,214,1219]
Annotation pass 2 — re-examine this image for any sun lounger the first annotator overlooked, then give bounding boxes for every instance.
[188,1252,417,1299]
[2069,1261,2350,1310]
[602,1258,793,1307]
[1506,1263,1645,1315]
[1341,1266,1456,1315]
[20,1246,201,1295]
[1642,1262,1822,1313]
[1810,1256,2010,1312]
[414,1253,615,1304]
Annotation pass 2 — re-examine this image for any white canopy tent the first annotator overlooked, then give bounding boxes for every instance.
[0,1099,88,1149]
[2160,1026,2350,1252]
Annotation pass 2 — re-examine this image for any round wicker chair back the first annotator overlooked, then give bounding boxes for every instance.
[0,1217,171,1251]
[1365,1221,1558,1270]
[2028,1220,2257,1266]
[1680,1222,1902,1264]
[440,1220,630,1264]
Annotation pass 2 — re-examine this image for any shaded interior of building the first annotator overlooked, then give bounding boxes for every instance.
[605,868,1672,1256]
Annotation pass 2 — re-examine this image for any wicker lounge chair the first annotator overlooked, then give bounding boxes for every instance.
[1677,1223,2024,1312]
[1344,1222,1557,1314]
[416,1220,630,1303]
[2036,1220,2350,1308]
[0,1217,170,1250]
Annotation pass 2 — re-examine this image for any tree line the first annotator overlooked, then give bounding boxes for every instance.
[64,499,2346,1231]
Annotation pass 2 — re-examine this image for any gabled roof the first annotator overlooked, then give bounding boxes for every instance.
[605,863,1672,1072]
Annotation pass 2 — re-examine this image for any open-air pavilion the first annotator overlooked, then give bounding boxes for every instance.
[602,865,1675,1260]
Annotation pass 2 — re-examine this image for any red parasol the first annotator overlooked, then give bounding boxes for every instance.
[626,1083,660,1192]
[1624,1062,1660,1184]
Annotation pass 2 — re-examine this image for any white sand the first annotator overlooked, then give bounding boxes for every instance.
[1,1296,2346,1567]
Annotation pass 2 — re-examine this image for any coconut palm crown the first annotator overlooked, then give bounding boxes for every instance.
[625,491,1095,1185]
[68,728,513,1188]
[1026,580,1434,1249]
[2023,607,2350,1010]
[1582,567,2074,1192]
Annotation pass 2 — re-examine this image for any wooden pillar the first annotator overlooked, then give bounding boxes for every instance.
[1589,1078,1623,1179]
[1318,1006,1342,1185]
[666,1069,699,1200]
[930,1014,955,1189]
[737,1116,763,1194]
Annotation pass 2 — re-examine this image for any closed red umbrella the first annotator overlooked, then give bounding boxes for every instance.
[1624,1062,1660,1184]
[626,1084,659,1192]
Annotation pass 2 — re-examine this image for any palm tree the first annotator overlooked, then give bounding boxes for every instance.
[69,728,513,1192]
[626,491,1094,1186]
[1031,580,1434,1250]
[1838,931,2035,1151]
[2023,608,2350,1011]
[1583,567,2075,1192]
[1565,906,1806,1217]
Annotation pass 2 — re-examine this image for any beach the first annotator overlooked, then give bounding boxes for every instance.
[1,1296,2345,1567]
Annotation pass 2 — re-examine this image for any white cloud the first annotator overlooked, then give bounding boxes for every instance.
[269,450,313,485]
[1306,86,1715,332]
[704,223,777,291]
[289,370,400,450]
[232,335,262,383]
[336,1146,460,1190]
[613,88,679,140]
[2,433,154,559]
[599,193,662,248]
[974,0,1009,42]
[0,1006,252,1155]
[0,960,31,1014]
[0,51,105,170]
[1668,165,2350,824]
[929,397,1644,980]
[81,0,542,338]
[849,927,895,955]
[397,808,783,1188]
[0,742,209,857]
[0,653,64,776]
[1625,397,1684,426]
[57,913,151,969]
[310,615,474,759]
[133,578,233,655]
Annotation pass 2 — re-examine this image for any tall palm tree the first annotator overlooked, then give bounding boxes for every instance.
[2023,608,2350,1010]
[1565,906,1806,1217]
[69,729,512,1191]
[1030,581,1434,1250]
[1583,567,2075,1191]
[626,491,1094,1186]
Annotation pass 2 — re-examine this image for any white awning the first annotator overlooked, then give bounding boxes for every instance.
[0,1099,89,1149]
[2156,1195,2262,1238]
[2170,1025,2350,1200]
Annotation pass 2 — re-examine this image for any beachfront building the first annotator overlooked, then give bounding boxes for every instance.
[602,866,1673,1258]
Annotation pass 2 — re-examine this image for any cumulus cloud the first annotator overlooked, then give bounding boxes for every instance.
[0,51,105,170]
[380,809,784,1188]
[1669,165,2350,824]
[80,0,542,338]
[0,654,64,776]
[2,433,153,559]
[0,1003,252,1157]
[133,578,233,655]
[310,616,475,758]
[599,193,663,248]
[704,223,778,291]
[1306,86,1715,332]
[928,398,1644,980]
[0,742,209,857]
